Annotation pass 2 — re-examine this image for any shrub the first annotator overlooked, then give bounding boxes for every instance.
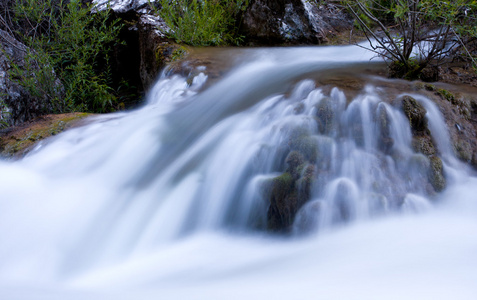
[155,0,248,46]
[5,0,123,113]
[345,0,477,77]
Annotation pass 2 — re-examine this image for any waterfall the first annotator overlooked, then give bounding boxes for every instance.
[0,45,476,299]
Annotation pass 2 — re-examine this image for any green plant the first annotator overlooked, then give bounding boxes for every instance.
[155,0,248,46]
[7,0,123,113]
[345,0,477,77]
[8,48,64,112]
[0,94,10,129]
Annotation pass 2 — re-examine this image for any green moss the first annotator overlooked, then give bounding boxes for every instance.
[285,151,305,176]
[428,155,446,192]
[388,59,421,80]
[296,164,315,199]
[377,104,394,152]
[0,113,90,158]
[412,135,436,156]
[437,89,455,103]
[424,83,436,91]
[315,98,335,135]
[171,46,188,62]
[272,172,294,197]
[454,140,473,163]
[401,96,428,133]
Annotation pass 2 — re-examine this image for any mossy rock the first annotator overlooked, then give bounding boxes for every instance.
[267,162,318,232]
[0,113,90,159]
[454,139,473,163]
[267,172,297,232]
[388,60,421,80]
[296,164,316,200]
[437,89,455,103]
[428,155,446,192]
[288,129,319,163]
[285,151,305,178]
[377,103,394,153]
[315,97,335,135]
[401,96,428,133]
[419,66,439,82]
[412,135,436,156]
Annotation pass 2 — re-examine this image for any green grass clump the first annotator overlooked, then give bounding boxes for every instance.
[5,0,123,113]
[156,0,248,46]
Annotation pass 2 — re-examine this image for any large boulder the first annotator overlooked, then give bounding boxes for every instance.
[0,29,62,127]
[137,14,181,90]
[91,0,176,91]
[241,0,353,45]
[92,0,150,15]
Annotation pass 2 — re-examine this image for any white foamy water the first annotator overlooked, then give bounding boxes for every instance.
[0,45,476,299]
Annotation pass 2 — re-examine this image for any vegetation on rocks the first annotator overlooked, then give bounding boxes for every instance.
[398,95,446,192]
[345,0,477,79]
[1,0,123,114]
[154,0,249,46]
[0,112,90,158]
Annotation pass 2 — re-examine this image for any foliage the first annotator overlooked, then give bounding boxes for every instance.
[3,0,123,113]
[155,0,249,46]
[345,0,477,78]
[8,48,64,112]
[0,95,9,129]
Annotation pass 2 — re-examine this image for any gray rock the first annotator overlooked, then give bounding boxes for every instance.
[137,14,176,90]
[92,0,151,14]
[241,0,353,45]
[0,29,62,127]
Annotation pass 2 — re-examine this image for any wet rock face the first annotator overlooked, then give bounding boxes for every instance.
[398,95,446,193]
[267,129,319,232]
[90,0,175,92]
[241,0,353,45]
[0,29,62,127]
[414,84,477,169]
[401,95,428,133]
[138,14,180,90]
[93,0,150,14]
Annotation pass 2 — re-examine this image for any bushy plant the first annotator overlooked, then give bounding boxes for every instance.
[345,0,477,77]
[0,95,9,129]
[156,0,248,46]
[5,0,123,113]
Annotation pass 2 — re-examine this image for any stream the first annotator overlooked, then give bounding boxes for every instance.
[0,45,476,299]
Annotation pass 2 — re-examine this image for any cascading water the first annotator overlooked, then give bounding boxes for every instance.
[0,45,476,299]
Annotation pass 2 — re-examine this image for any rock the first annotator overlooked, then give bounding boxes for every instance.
[285,151,305,177]
[296,164,315,200]
[428,155,446,192]
[400,95,428,133]
[315,97,335,135]
[90,0,177,92]
[377,103,394,153]
[0,112,90,158]
[412,135,436,156]
[92,0,150,14]
[420,66,439,82]
[267,172,297,231]
[454,139,473,163]
[0,29,63,127]
[241,0,353,45]
[137,14,180,90]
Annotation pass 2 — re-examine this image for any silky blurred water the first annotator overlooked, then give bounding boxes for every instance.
[0,44,476,299]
